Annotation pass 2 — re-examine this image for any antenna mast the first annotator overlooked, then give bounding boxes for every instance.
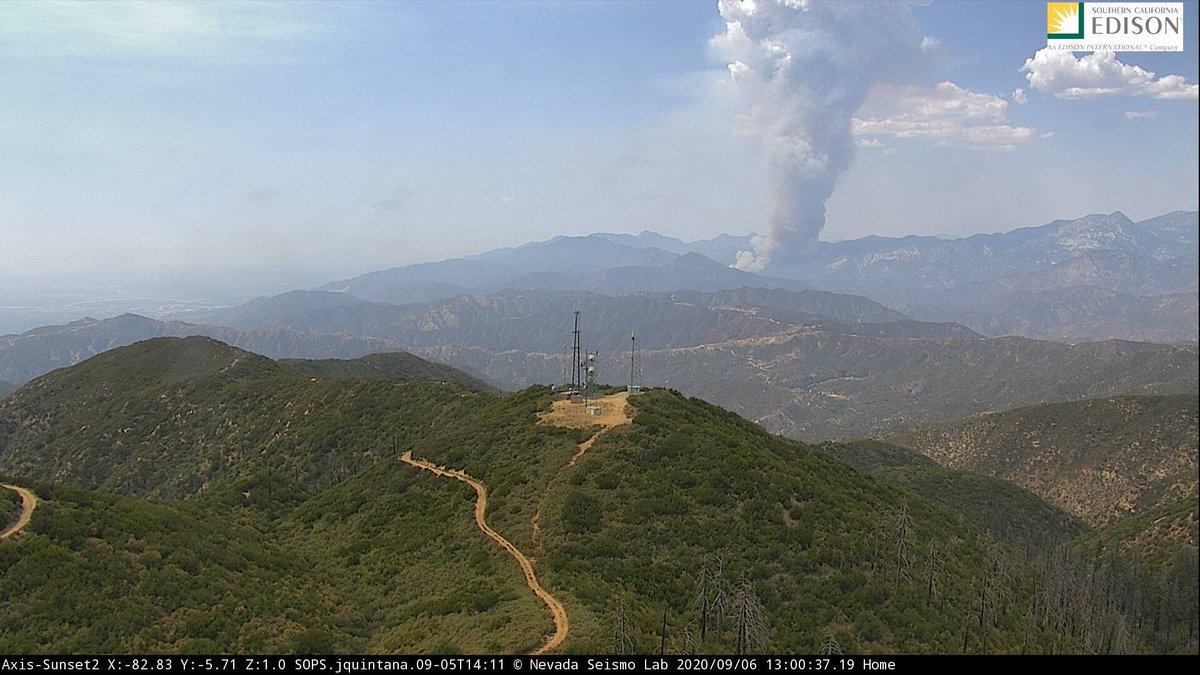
[630,332,636,390]
[585,351,597,402]
[571,310,582,391]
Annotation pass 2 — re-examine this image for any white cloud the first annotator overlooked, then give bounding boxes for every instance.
[1124,110,1159,120]
[852,81,1038,151]
[855,138,899,155]
[1012,88,1028,105]
[1022,49,1198,100]
[498,196,517,204]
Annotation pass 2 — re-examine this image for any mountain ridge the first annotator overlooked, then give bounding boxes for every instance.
[308,210,1196,343]
[0,313,407,385]
[416,332,1198,439]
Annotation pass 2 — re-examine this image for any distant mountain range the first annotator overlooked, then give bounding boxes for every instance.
[316,236,805,305]
[914,285,1198,344]
[4,284,1196,440]
[765,211,1195,294]
[192,285,1198,438]
[196,282,1190,432]
[3,209,1197,440]
[761,211,1196,343]
[0,286,919,385]
[208,287,928,355]
[298,210,1196,343]
[5,210,1194,346]
[422,331,1196,439]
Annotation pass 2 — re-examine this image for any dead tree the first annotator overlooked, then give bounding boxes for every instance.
[693,565,712,642]
[712,559,731,645]
[820,629,843,656]
[678,626,698,656]
[924,540,941,607]
[659,605,669,655]
[870,507,888,581]
[731,572,769,655]
[894,503,913,592]
[613,600,635,655]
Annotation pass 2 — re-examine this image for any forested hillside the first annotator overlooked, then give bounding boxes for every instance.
[0,339,1086,653]
[0,338,492,498]
[886,395,1199,526]
[1,339,1195,653]
[815,440,1086,554]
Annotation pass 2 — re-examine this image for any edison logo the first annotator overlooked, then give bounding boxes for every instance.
[1047,2,1085,39]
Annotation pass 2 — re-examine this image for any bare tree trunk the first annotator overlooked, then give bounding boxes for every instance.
[613,601,635,655]
[680,627,697,656]
[713,559,729,646]
[821,629,842,656]
[731,573,768,655]
[660,606,668,656]
[870,506,887,581]
[925,541,939,607]
[894,504,911,592]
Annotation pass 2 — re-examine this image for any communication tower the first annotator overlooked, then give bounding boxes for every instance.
[584,351,597,402]
[628,332,641,395]
[570,310,582,392]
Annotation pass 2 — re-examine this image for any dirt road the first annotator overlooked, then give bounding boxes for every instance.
[538,391,632,466]
[1,483,38,540]
[399,451,569,655]
[532,391,635,546]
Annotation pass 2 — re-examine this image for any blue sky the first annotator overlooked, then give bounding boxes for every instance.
[1,0,1196,276]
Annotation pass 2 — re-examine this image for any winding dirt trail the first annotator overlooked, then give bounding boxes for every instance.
[399,451,568,655]
[1,484,38,540]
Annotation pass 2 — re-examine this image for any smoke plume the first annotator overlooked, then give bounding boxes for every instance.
[714,0,925,270]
